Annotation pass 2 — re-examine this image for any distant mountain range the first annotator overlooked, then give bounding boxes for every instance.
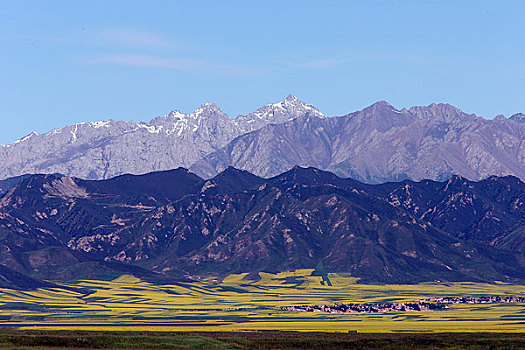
[0,95,323,180]
[1,96,524,183]
[0,167,524,288]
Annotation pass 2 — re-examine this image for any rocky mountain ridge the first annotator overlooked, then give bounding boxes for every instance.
[0,167,523,288]
[192,101,525,183]
[1,96,523,183]
[0,95,323,180]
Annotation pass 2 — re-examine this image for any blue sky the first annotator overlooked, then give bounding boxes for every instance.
[1,1,524,144]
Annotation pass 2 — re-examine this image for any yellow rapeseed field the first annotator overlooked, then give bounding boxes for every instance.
[1,270,524,332]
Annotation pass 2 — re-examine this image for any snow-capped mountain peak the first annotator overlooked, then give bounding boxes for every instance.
[233,95,324,133]
[193,102,227,119]
[270,94,324,116]
[0,95,322,179]
[6,96,523,185]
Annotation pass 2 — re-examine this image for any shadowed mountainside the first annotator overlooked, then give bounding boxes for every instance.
[0,167,524,287]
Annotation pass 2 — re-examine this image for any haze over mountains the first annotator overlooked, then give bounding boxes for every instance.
[1,96,524,183]
[0,166,524,288]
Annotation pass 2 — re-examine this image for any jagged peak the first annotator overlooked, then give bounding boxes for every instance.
[285,94,298,102]
[407,103,477,123]
[203,166,265,194]
[150,110,185,124]
[409,102,468,115]
[279,94,321,112]
[149,110,186,125]
[214,166,265,182]
[272,165,311,178]
[214,166,253,178]
[166,110,184,117]
[150,103,227,126]
[221,165,246,173]
[269,94,302,106]
[363,101,403,114]
[429,102,463,112]
[509,113,525,123]
[252,95,324,118]
[193,102,227,118]
[271,95,305,108]
[231,95,324,132]
[198,102,219,109]
[371,100,395,108]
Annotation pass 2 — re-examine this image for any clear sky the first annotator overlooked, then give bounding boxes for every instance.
[1,1,524,144]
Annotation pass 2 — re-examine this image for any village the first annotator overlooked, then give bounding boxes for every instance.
[416,296,525,304]
[283,296,525,314]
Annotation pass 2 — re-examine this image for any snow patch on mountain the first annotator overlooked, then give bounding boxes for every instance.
[0,95,319,180]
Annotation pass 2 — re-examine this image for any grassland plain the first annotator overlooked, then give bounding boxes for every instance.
[1,330,525,349]
[0,270,524,333]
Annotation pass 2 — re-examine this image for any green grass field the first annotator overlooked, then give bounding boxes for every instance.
[1,330,525,349]
[0,270,524,332]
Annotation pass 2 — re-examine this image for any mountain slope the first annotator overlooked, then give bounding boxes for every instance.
[510,113,525,123]
[191,102,525,182]
[0,95,322,180]
[0,264,55,289]
[2,97,524,184]
[156,168,523,283]
[0,167,524,285]
[381,175,525,245]
[0,174,31,195]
